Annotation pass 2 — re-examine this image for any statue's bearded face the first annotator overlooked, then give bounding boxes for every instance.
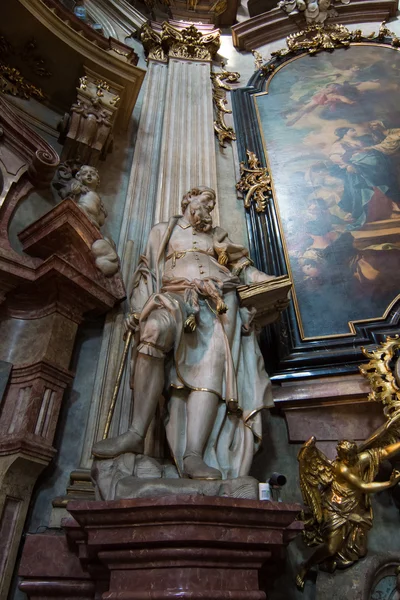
[187,194,214,232]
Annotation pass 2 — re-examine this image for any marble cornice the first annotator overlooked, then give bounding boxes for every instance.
[231,0,398,50]
[16,0,146,128]
[141,21,221,62]
[86,0,147,37]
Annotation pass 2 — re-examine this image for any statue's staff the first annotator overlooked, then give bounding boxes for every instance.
[102,329,133,440]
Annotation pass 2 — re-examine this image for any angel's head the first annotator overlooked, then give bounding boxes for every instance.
[336,440,358,465]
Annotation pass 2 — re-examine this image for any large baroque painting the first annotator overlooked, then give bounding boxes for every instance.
[254,45,400,339]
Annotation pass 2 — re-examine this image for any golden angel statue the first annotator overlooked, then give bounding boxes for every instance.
[296,435,400,589]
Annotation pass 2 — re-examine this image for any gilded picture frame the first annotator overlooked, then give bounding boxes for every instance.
[232,29,400,383]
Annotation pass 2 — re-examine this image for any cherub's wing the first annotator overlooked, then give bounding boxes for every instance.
[298,436,333,524]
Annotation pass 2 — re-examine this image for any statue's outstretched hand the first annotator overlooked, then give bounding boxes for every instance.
[389,469,400,486]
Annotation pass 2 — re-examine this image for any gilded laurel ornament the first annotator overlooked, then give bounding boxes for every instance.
[236,150,272,213]
[211,68,240,147]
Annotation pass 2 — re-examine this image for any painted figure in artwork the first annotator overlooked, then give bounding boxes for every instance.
[92,186,278,480]
[255,45,400,337]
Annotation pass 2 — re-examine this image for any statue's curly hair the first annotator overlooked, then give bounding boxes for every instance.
[336,440,358,459]
[181,186,216,213]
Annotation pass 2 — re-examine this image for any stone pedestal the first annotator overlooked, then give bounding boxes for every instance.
[19,496,302,600]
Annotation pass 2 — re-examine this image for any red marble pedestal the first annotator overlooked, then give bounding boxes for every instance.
[19,496,301,600]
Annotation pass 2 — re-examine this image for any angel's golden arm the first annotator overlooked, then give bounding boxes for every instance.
[339,467,393,494]
[380,440,400,460]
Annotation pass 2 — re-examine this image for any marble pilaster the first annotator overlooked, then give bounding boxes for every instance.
[79,58,169,470]
[155,57,219,222]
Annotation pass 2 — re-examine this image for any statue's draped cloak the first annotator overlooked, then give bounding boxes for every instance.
[130,217,273,478]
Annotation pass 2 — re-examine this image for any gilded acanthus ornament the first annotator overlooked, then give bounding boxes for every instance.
[140,24,166,62]
[297,338,400,589]
[161,23,221,61]
[211,68,240,147]
[236,150,272,212]
[141,22,220,63]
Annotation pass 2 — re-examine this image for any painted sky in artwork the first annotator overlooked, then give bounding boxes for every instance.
[255,45,400,338]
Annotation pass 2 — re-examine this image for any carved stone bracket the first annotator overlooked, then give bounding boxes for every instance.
[59,67,123,166]
[211,68,240,147]
[141,21,221,63]
[236,150,272,213]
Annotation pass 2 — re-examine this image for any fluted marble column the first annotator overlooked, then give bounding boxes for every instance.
[155,58,219,222]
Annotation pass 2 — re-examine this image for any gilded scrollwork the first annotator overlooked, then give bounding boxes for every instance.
[236,150,272,213]
[0,63,45,100]
[253,22,400,76]
[0,34,46,100]
[211,68,240,147]
[357,336,400,448]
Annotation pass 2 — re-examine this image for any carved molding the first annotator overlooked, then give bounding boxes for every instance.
[211,68,240,147]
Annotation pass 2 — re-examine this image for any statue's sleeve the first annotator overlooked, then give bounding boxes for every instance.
[213,227,252,274]
[129,225,163,314]
[213,227,275,283]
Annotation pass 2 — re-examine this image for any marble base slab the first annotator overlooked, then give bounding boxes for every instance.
[19,496,302,600]
[92,453,259,500]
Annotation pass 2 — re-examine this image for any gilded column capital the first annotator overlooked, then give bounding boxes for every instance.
[141,23,167,63]
[161,22,221,61]
[141,22,221,62]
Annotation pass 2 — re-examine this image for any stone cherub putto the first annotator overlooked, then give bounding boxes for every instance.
[92,186,280,482]
[54,162,118,276]
[68,164,107,229]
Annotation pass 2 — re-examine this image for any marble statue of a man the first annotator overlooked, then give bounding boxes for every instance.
[92,187,275,480]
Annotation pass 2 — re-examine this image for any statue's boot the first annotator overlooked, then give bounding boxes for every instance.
[183,452,222,480]
[92,427,144,458]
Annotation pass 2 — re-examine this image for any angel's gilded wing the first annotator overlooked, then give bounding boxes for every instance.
[298,436,333,525]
